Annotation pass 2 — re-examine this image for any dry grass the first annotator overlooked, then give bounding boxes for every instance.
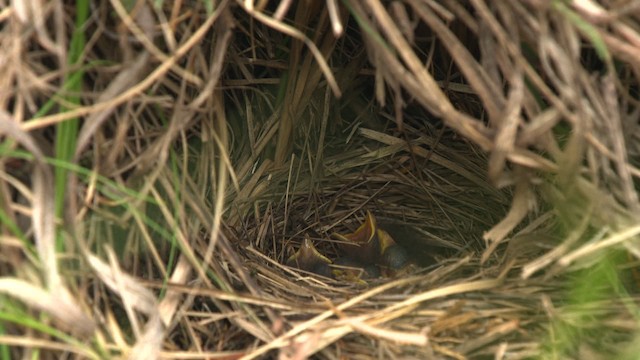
[1,0,640,359]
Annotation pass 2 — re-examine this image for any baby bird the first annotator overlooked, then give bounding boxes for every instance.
[333,211,410,272]
[332,256,381,281]
[286,212,412,282]
[286,236,332,278]
[333,211,381,265]
[377,228,410,271]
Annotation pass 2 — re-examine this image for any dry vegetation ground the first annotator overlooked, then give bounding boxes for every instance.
[1,0,640,359]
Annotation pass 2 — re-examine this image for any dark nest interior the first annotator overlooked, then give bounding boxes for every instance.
[1,1,640,359]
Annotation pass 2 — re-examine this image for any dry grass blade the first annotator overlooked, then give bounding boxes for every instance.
[0,278,94,337]
[23,2,226,131]
[559,223,640,267]
[89,249,165,358]
[0,335,98,359]
[0,112,95,336]
[349,0,494,150]
[74,52,151,157]
[239,3,341,98]
[482,175,537,262]
[87,252,157,318]
[342,318,428,346]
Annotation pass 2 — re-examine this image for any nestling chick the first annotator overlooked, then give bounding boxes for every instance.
[286,237,332,277]
[333,211,411,272]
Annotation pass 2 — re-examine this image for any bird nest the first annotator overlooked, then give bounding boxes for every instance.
[1,0,640,359]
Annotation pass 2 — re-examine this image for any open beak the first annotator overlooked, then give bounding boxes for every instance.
[333,211,381,264]
[286,236,332,277]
